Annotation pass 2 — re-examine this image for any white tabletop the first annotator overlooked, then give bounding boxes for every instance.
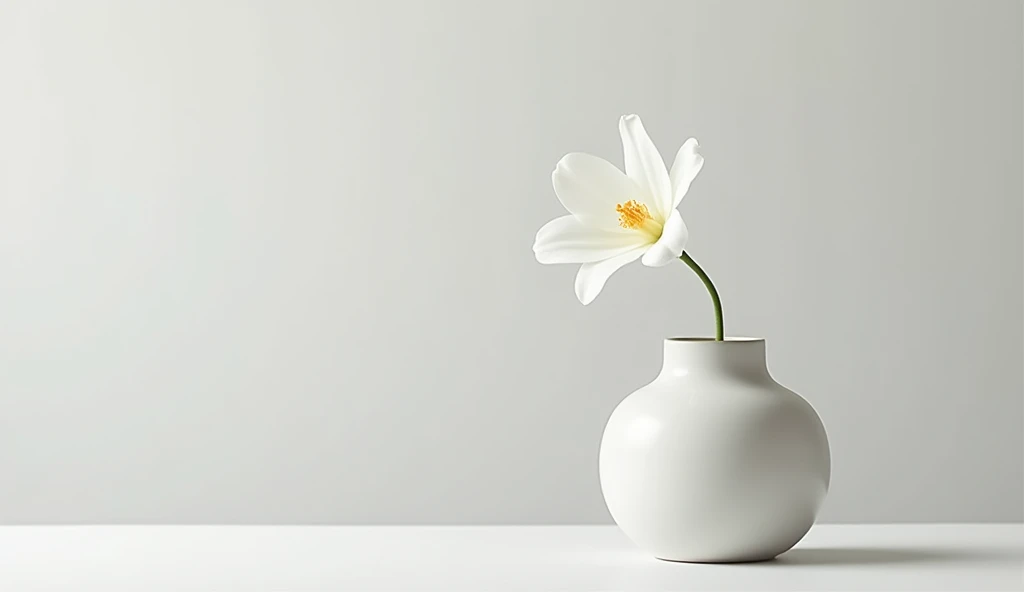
[0,524,1019,591]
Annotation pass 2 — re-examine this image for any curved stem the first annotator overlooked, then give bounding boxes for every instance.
[678,251,724,341]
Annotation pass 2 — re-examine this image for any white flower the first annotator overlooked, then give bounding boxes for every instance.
[533,115,704,305]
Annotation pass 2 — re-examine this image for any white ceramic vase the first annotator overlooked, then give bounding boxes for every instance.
[599,338,830,563]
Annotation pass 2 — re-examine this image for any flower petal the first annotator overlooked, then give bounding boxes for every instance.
[574,246,646,305]
[552,153,639,231]
[669,138,704,209]
[641,209,688,267]
[619,115,672,221]
[534,215,647,264]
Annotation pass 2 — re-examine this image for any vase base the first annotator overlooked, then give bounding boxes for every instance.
[655,554,779,564]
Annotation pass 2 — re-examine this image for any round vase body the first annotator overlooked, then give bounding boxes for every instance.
[599,338,830,563]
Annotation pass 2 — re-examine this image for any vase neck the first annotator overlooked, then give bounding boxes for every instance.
[659,338,770,380]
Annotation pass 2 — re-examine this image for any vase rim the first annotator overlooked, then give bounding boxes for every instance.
[666,337,765,343]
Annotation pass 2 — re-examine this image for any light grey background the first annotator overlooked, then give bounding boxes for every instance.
[0,0,1021,524]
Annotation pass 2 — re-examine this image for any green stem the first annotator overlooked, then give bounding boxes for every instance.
[678,251,724,341]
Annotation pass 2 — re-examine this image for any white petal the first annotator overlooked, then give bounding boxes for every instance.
[534,215,647,264]
[619,115,672,221]
[552,153,638,231]
[641,210,688,267]
[574,246,646,305]
[669,138,704,209]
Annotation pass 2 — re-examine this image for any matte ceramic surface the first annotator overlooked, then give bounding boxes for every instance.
[599,338,831,563]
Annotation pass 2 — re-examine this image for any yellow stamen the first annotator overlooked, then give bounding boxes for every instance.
[616,200,652,230]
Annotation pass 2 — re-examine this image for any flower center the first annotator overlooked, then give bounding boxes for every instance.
[616,200,653,230]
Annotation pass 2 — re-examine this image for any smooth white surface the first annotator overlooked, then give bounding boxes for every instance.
[600,338,830,561]
[1,0,1021,525]
[0,525,1019,591]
